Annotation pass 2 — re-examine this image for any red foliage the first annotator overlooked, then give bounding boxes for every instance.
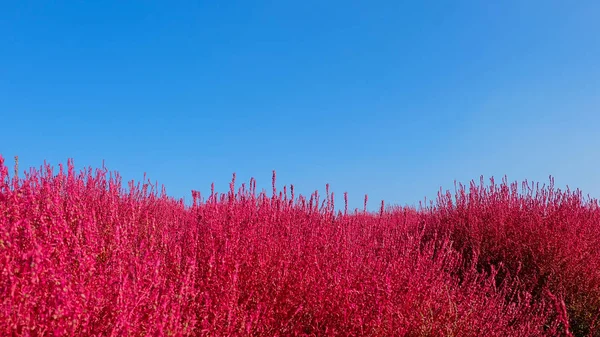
[1,157,598,336]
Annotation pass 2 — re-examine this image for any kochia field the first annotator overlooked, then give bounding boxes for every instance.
[1,156,599,336]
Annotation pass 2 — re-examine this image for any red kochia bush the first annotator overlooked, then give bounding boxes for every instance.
[0,156,596,336]
[429,177,600,336]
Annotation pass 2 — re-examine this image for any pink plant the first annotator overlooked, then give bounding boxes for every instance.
[1,156,598,336]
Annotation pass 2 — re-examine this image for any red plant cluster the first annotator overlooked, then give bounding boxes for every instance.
[1,156,598,336]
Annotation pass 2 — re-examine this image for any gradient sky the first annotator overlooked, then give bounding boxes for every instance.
[1,1,599,210]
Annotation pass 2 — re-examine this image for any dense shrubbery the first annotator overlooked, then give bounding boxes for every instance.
[1,156,598,336]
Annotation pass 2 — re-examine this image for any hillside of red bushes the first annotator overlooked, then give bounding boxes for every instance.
[1,156,598,336]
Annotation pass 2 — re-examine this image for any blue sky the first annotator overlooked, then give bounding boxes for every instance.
[1,1,599,210]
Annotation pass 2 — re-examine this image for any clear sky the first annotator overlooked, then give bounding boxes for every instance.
[1,1,599,210]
